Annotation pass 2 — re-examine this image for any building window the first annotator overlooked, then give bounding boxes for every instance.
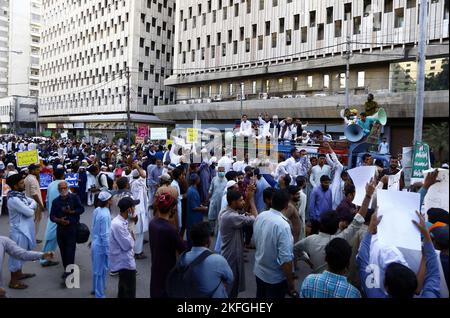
[373,12,382,31]
[407,0,416,9]
[357,71,365,87]
[326,7,333,24]
[258,35,263,50]
[286,30,292,45]
[353,16,361,34]
[384,0,393,13]
[335,20,342,37]
[317,24,324,40]
[310,11,316,27]
[294,14,300,30]
[339,73,346,88]
[323,74,330,89]
[344,3,352,21]
[252,81,257,94]
[279,18,285,33]
[292,77,298,91]
[307,76,313,88]
[271,33,277,48]
[301,27,307,43]
[394,8,405,28]
[364,0,372,16]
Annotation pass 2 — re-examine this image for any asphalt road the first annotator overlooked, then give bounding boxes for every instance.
[0,206,311,298]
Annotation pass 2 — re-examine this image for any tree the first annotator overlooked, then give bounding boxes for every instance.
[423,122,449,165]
[425,58,449,91]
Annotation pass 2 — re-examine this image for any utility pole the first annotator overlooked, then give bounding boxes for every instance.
[414,0,428,144]
[35,97,39,136]
[345,35,351,110]
[240,82,244,117]
[126,67,131,149]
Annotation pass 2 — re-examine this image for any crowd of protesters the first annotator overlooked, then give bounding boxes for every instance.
[0,126,448,299]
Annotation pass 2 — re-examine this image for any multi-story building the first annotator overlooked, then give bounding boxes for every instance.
[0,0,41,99]
[158,0,449,155]
[39,0,176,140]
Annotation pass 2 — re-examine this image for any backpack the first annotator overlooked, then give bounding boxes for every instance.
[166,250,221,298]
[97,172,114,190]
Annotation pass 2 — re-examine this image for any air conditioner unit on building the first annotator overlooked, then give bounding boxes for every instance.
[179,100,187,104]
[270,96,280,99]
[236,94,246,101]
[195,99,202,103]
[295,94,307,98]
[283,95,293,98]
[314,93,327,97]
[188,99,195,104]
[203,98,212,103]
[213,94,223,101]
[259,93,268,100]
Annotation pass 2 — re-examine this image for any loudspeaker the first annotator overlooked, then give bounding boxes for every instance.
[345,124,365,143]
[368,108,387,126]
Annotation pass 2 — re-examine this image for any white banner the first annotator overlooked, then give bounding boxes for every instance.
[423,168,449,214]
[377,189,422,251]
[347,166,376,206]
[150,127,168,140]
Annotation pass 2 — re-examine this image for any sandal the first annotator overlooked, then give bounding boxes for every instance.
[18,273,36,280]
[8,281,28,289]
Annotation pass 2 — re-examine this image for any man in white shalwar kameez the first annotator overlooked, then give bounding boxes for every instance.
[130,168,149,259]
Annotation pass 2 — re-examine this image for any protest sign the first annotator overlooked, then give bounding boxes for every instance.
[388,170,402,191]
[411,142,431,184]
[136,124,149,144]
[347,166,376,206]
[423,168,449,214]
[186,128,199,144]
[376,189,421,251]
[65,173,79,188]
[40,173,53,189]
[150,128,167,140]
[16,150,39,167]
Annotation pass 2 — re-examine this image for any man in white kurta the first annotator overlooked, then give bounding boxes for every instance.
[130,169,149,259]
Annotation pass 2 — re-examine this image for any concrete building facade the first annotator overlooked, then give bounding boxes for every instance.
[158,0,449,154]
[39,0,176,140]
[0,0,42,99]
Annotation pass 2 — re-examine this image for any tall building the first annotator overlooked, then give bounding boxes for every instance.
[158,0,449,154]
[39,0,176,140]
[0,0,42,98]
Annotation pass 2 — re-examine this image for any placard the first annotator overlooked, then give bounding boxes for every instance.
[40,173,53,189]
[150,127,168,140]
[411,142,431,184]
[186,128,199,144]
[16,150,39,167]
[65,173,79,188]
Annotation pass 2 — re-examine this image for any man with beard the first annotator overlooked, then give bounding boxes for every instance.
[309,175,332,235]
[6,174,38,290]
[50,181,85,284]
[24,164,46,244]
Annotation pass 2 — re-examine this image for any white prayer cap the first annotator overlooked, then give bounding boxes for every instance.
[7,162,14,167]
[209,157,218,165]
[98,191,112,202]
[0,161,4,170]
[57,164,64,169]
[378,244,409,271]
[131,169,140,178]
[226,180,237,189]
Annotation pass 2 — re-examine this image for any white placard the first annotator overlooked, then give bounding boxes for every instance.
[423,168,449,214]
[377,189,422,251]
[388,170,402,191]
[347,166,376,206]
[150,128,168,140]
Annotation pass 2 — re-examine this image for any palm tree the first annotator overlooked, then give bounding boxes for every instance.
[423,122,449,165]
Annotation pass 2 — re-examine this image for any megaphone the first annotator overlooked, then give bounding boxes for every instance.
[345,124,365,143]
[367,108,387,126]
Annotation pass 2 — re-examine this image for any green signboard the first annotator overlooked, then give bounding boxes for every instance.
[411,142,431,183]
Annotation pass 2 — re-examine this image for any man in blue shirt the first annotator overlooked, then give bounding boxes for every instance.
[301,238,361,298]
[186,173,208,248]
[357,211,440,298]
[50,181,85,283]
[178,222,234,298]
[110,197,140,298]
[309,175,332,234]
[253,190,296,298]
